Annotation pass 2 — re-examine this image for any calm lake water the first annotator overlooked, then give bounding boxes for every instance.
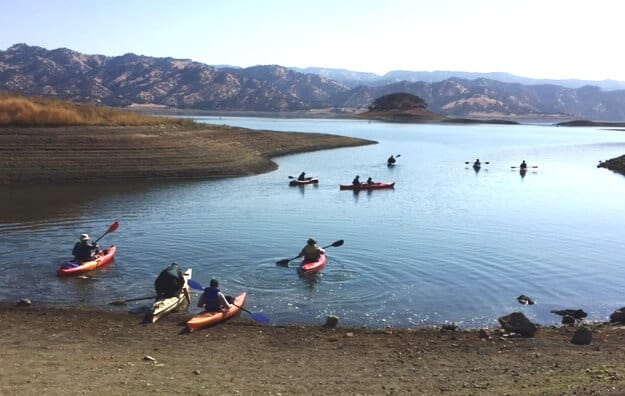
[2,118,625,329]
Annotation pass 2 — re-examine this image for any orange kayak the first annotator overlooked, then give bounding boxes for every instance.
[186,292,247,332]
[57,245,116,276]
[339,182,395,191]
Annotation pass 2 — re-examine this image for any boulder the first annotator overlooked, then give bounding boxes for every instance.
[497,312,537,337]
[571,326,592,345]
[609,307,625,323]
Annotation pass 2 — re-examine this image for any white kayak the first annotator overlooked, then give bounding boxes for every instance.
[148,268,192,323]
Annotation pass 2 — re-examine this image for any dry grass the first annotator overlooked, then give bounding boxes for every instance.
[0,94,193,127]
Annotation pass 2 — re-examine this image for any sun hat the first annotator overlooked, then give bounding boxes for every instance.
[80,234,89,241]
[307,238,316,245]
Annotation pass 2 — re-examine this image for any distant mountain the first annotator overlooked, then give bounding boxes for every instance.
[294,67,625,91]
[3,44,625,121]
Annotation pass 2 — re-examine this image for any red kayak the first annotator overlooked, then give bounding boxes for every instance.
[339,182,395,191]
[57,245,117,276]
[300,252,327,273]
[289,177,319,186]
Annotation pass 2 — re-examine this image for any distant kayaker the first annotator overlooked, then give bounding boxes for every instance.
[72,233,99,262]
[299,238,325,262]
[197,278,233,311]
[520,160,527,170]
[387,155,396,165]
[154,262,188,301]
[298,172,307,181]
[366,177,374,184]
[352,175,361,186]
[473,159,481,167]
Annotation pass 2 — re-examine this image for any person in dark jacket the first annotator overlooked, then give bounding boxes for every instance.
[72,233,99,261]
[298,238,325,262]
[154,262,186,299]
[387,155,396,165]
[197,278,233,311]
[297,172,307,181]
[352,175,361,186]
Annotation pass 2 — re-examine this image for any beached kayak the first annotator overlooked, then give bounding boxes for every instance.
[300,252,327,273]
[289,177,319,186]
[148,268,192,323]
[57,245,117,276]
[186,292,247,332]
[339,182,395,191]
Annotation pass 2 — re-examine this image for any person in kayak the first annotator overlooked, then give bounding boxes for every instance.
[520,160,528,170]
[72,233,99,261]
[197,278,233,311]
[352,175,361,186]
[473,158,481,167]
[297,172,307,181]
[154,262,189,301]
[366,177,374,184]
[299,238,325,262]
[387,155,396,165]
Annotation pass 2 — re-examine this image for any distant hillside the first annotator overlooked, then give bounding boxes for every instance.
[295,67,625,91]
[3,44,625,121]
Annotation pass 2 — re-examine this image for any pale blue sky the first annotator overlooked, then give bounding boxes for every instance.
[1,0,623,81]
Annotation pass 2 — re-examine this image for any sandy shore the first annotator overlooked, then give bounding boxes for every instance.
[0,124,375,184]
[2,302,625,395]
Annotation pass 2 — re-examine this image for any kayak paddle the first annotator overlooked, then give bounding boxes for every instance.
[94,220,120,244]
[187,279,270,324]
[465,161,490,165]
[511,165,538,169]
[276,239,344,267]
[108,295,155,306]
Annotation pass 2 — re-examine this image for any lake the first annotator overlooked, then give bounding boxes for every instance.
[2,118,625,329]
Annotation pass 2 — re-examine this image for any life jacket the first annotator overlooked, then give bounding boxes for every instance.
[201,287,220,311]
[155,266,183,298]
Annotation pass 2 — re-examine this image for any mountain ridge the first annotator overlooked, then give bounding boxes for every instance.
[3,44,625,121]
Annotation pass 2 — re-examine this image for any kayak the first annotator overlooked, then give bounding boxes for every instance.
[186,292,247,332]
[148,268,192,323]
[339,182,395,191]
[289,177,319,186]
[300,252,327,273]
[57,245,117,276]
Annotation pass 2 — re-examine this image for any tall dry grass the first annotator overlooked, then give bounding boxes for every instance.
[0,94,194,126]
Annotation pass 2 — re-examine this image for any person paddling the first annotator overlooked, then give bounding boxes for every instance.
[352,175,361,186]
[197,278,233,311]
[297,172,307,181]
[72,233,99,262]
[520,160,528,170]
[387,155,396,165]
[298,238,325,262]
[473,158,481,168]
[366,177,374,184]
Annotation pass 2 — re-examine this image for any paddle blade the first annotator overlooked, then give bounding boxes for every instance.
[107,221,120,234]
[250,312,271,324]
[187,279,204,291]
[331,239,344,247]
[395,154,401,157]
[276,259,291,267]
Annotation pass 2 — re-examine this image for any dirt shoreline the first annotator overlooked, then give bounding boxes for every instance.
[2,302,625,395]
[0,124,375,184]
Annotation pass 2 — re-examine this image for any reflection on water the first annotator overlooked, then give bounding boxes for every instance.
[3,120,625,329]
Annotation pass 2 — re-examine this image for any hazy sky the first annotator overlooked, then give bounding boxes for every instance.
[1,0,623,81]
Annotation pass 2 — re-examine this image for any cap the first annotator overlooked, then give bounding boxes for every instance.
[80,234,89,241]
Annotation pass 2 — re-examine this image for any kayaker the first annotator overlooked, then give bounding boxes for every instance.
[387,155,396,165]
[473,158,481,167]
[366,177,374,184]
[297,172,307,181]
[197,278,233,311]
[352,175,361,186]
[299,238,325,262]
[154,262,189,301]
[520,160,527,170]
[72,234,99,262]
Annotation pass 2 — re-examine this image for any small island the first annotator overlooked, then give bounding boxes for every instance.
[357,93,518,125]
